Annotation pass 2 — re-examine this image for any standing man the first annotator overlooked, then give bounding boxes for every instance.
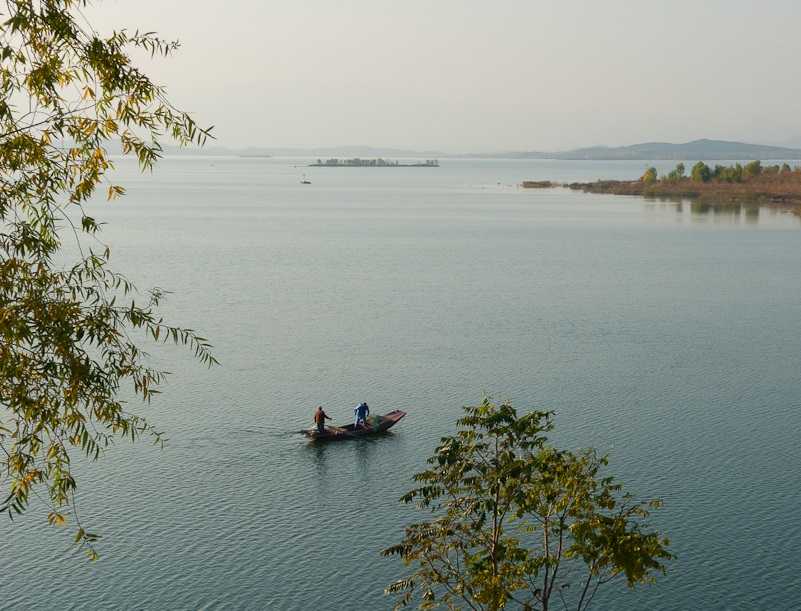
[354,401,370,428]
[314,405,331,434]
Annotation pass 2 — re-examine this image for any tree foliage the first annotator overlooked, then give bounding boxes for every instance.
[743,160,762,178]
[712,162,743,183]
[663,162,685,183]
[0,0,214,559]
[641,166,657,184]
[382,397,673,610]
[690,161,711,183]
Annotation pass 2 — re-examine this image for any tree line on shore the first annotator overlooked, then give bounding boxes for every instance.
[642,160,798,184]
[546,160,801,208]
[312,157,439,166]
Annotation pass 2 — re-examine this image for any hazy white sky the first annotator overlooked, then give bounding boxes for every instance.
[86,0,801,152]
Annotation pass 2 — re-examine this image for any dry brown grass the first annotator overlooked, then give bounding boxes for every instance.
[567,171,801,211]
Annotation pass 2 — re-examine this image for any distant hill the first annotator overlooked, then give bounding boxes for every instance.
[124,139,801,161]
[510,139,801,161]
[158,144,449,159]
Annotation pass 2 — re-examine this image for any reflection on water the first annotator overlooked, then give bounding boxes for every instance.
[303,432,402,477]
[307,441,329,472]
[690,202,762,221]
[643,199,800,224]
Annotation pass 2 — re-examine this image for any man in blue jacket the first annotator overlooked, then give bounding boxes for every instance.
[354,401,370,428]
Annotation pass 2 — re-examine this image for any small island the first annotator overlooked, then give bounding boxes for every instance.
[524,161,801,211]
[310,157,439,167]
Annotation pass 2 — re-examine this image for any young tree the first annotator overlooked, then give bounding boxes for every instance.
[382,397,673,610]
[744,160,762,179]
[663,162,685,183]
[690,161,711,183]
[712,162,743,183]
[1,1,214,558]
[641,166,657,184]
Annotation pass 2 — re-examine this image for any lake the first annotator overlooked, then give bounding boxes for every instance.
[2,156,800,610]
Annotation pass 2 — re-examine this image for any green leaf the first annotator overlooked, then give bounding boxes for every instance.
[0,0,214,560]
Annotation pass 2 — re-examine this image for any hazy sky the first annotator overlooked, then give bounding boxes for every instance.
[86,0,801,152]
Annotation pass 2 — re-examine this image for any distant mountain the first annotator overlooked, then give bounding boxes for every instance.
[158,144,448,159]
[509,139,801,161]
[141,139,801,161]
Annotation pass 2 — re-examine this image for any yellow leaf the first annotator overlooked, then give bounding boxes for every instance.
[48,512,68,527]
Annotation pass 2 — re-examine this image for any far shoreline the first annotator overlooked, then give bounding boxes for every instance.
[309,157,439,168]
[524,160,801,214]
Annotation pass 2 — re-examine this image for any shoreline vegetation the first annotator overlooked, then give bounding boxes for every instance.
[524,161,801,212]
[309,157,439,167]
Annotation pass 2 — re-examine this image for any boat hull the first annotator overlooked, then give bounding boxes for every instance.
[302,410,406,441]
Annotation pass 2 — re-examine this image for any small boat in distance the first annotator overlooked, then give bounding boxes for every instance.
[300,174,311,184]
[301,410,406,441]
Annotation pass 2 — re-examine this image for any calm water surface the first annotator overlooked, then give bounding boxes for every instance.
[3,157,800,610]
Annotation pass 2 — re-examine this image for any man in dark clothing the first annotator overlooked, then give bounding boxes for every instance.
[314,406,331,434]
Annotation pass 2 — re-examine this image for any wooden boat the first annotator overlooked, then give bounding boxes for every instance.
[301,409,406,441]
